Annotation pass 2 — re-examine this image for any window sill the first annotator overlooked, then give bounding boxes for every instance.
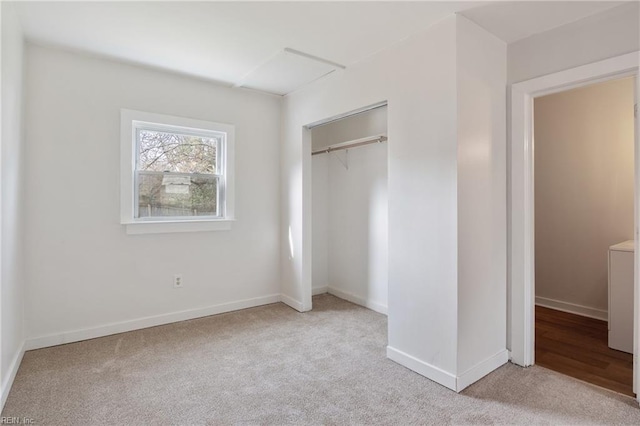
[123,219,234,235]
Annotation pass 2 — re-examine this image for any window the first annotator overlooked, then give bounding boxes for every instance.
[136,127,222,219]
[121,110,234,234]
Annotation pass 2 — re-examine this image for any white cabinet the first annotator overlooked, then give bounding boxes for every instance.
[608,240,635,353]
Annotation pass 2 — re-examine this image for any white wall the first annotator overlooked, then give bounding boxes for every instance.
[534,77,635,315]
[326,144,388,313]
[282,15,459,379]
[1,2,26,406]
[456,16,507,379]
[281,15,507,391]
[508,2,639,84]
[311,109,388,312]
[23,45,282,345]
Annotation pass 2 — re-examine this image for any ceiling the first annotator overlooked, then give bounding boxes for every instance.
[12,1,627,95]
[461,1,625,43]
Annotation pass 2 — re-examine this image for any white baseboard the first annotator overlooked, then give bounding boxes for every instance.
[25,294,281,351]
[387,346,457,391]
[280,293,305,312]
[456,349,509,391]
[535,296,608,321]
[312,286,329,296]
[1,341,25,409]
[327,287,388,315]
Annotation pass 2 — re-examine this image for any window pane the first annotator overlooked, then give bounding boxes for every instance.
[137,172,218,218]
[137,129,219,174]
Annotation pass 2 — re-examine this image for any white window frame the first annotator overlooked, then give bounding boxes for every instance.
[120,109,235,234]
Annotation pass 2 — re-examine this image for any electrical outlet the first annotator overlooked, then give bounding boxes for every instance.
[173,274,183,288]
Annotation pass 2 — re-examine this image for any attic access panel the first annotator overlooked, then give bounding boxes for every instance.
[236,48,345,95]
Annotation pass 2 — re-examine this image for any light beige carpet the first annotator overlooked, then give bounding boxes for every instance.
[3,294,640,425]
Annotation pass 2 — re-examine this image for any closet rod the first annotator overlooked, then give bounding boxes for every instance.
[311,135,387,156]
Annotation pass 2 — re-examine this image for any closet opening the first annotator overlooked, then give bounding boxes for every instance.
[309,104,388,315]
[533,76,635,396]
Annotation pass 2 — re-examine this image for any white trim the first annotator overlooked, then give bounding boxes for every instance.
[634,71,639,396]
[301,127,313,312]
[512,59,639,96]
[25,294,280,351]
[509,50,639,383]
[280,293,305,312]
[305,101,388,129]
[387,346,457,391]
[456,350,509,392]
[328,287,388,315]
[119,109,235,234]
[1,342,25,409]
[124,219,234,235]
[312,286,329,295]
[535,296,608,321]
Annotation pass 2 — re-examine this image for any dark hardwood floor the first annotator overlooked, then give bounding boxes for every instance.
[535,305,634,397]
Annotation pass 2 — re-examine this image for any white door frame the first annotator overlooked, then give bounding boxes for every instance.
[510,51,640,398]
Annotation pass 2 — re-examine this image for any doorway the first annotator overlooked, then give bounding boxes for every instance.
[533,77,635,395]
[308,105,389,314]
[510,52,639,400]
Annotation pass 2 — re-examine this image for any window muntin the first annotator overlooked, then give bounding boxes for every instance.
[133,123,226,221]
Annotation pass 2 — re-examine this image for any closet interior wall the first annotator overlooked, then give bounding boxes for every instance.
[311,107,388,314]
